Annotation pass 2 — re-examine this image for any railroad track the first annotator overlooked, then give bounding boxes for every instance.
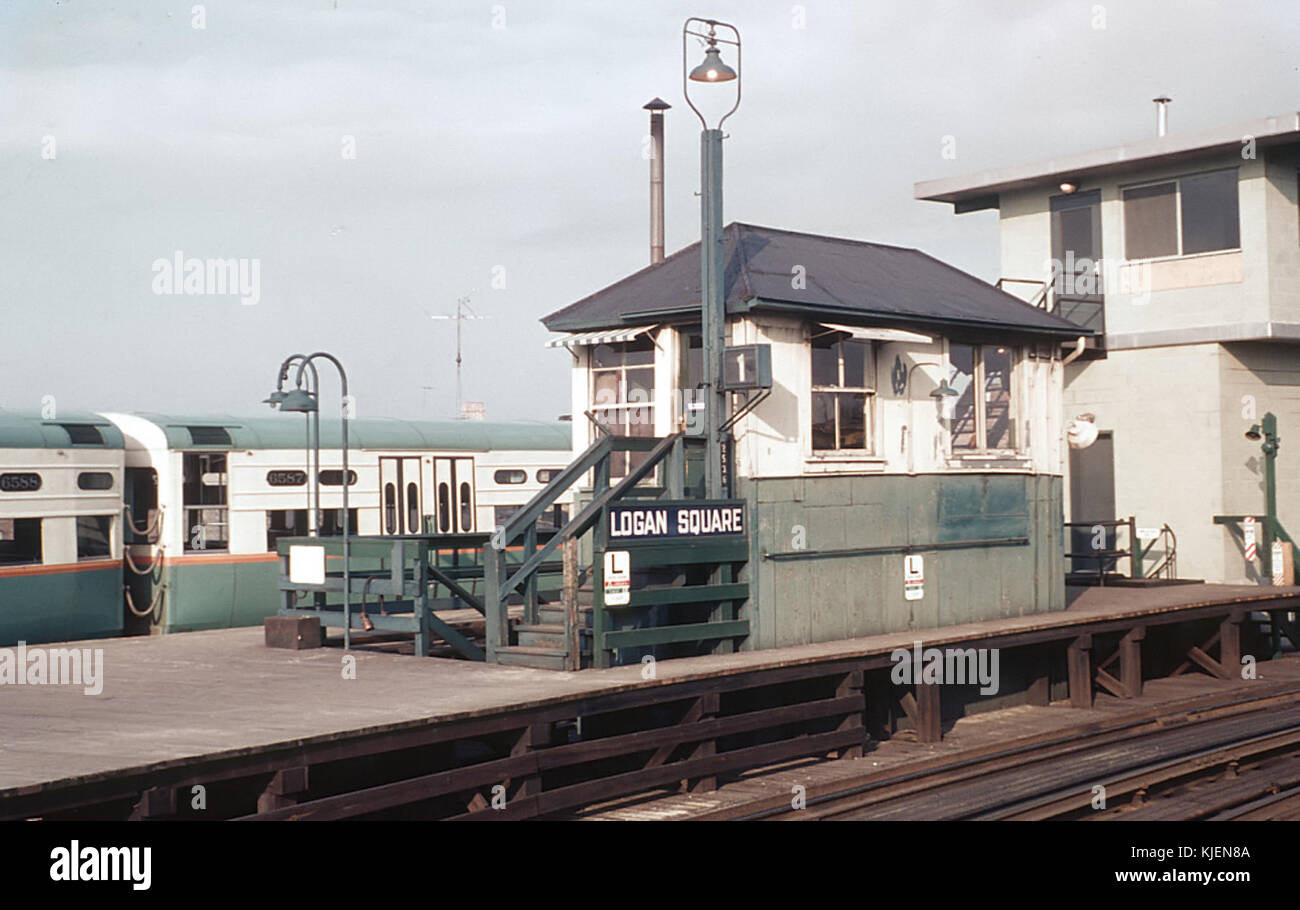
[696,682,1300,821]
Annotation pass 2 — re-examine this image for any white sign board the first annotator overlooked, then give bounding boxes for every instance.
[603,550,630,607]
[904,554,924,601]
[1137,527,1160,541]
[1273,540,1285,586]
[288,545,326,586]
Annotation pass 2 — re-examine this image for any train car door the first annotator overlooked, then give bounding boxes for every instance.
[378,456,423,535]
[433,457,476,532]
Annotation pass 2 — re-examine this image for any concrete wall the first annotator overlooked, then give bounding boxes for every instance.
[739,472,1063,649]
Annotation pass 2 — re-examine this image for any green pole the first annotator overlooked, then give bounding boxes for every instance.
[700,127,727,499]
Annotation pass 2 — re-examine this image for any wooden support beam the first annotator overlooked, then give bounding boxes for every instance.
[563,537,580,671]
[1068,634,1093,709]
[688,693,721,792]
[915,682,942,744]
[1025,647,1051,707]
[129,786,176,820]
[508,722,551,800]
[1187,646,1232,680]
[1220,611,1243,679]
[257,767,310,814]
[1120,626,1145,698]
[834,669,865,759]
[865,672,896,741]
[1094,667,1127,699]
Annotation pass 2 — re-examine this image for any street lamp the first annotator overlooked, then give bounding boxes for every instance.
[683,16,741,499]
[1246,412,1281,544]
[264,356,321,536]
[267,352,355,649]
[902,361,960,473]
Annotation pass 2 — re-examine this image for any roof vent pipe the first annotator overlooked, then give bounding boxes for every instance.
[1153,96,1171,137]
[644,97,670,264]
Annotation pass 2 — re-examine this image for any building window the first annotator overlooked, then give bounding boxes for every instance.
[267,509,309,551]
[1123,168,1239,260]
[76,515,112,560]
[590,337,656,477]
[0,518,41,565]
[949,343,1017,452]
[810,333,874,452]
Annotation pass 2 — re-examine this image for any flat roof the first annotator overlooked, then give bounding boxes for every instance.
[915,111,1300,208]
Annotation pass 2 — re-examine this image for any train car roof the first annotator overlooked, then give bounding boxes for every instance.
[0,410,125,449]
[115,413,572,452]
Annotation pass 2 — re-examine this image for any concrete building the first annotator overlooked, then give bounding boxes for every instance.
[542,223,1088,651]
[916,111,1300,585]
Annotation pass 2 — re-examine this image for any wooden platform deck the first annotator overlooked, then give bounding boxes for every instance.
[1,583,1297,801]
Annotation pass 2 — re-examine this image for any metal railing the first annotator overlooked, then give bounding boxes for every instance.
[1064,516,1177,584]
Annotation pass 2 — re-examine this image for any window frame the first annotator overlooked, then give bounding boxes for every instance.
[1121,167,1241,262]
[587,336,658,478]
[809,332,876,455]
[947,341,1021,455]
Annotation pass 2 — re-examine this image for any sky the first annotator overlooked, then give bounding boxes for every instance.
[2,0,1298,424]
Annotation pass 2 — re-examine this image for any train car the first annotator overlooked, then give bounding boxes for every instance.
[101,412,571,635]
[0,411,125,646]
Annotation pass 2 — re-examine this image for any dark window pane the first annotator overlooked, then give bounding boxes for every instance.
[494,470,526,484]
[319,470,357,486]
[626,368,654,401]
[811,392,837,450]
[438,484,450,532]
[949,344,977,450]
[684,332,703,389]
[536,469,561,484]
[983,346,1015,449]
[384,483,397,534]
[407,482,420,534]
[591,344,620,368]
[623,337,654,366]
[837,394,867,449]
[459,482,473,530]
[842,340,869,388]
[1123,182,1178,259]
[266,509,308,550]
[187,426,232,446]
[76,515,112,559]
[61,424,104,445]
[592,371,619,406]
[319,509,357,536]
[0,517,42,565]
[811,336,839,386]
[1181,169,1240,254]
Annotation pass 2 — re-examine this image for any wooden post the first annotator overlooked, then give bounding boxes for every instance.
[688,693,721,792]
[1220,610,1243,678]
[835,668,865,759]
[257,767,310,814]
[563,536,580,671]
[1025,646,1051,706]
[1119,626,1145,698]
[1068,634,1093,709]
[508,722,550,802]
[129,786,177,820]
[865,671,895,741]
[915,682,942,744]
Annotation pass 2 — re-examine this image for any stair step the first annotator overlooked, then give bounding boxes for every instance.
[515,623,568,649]
[495,645,570,671]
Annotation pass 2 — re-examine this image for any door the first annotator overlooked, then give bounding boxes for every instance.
[1050,189,1104,332]
[1069,431,1116,576]
[433,457,476,533]
[378,456,423,535]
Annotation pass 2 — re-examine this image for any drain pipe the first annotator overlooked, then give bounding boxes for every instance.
[1062,336,1088,367]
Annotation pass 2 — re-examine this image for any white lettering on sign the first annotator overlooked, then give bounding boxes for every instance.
[607,505,745,539]
[1137,527,1160,540]
[904,554,924,601]
[604,550,630,607]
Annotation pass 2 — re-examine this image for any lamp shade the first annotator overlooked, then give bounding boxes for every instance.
[688,45,737,82]
[278,388,319,413]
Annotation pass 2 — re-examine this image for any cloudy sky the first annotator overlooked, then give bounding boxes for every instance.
[2,0,1297,423]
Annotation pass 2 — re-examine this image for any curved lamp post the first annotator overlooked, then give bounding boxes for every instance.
[265,355,322,536]
[683,16,740,498]
[903,361,960,473]
[267,352,354,649]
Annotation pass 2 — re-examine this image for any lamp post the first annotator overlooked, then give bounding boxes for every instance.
[267,352,354,649]
[903,361,960,474]
[683,16,740,499]
[265,355,322,536]
[1246,412,1281,554]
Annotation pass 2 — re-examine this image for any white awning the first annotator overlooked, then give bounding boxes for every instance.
[817,323,933,344]
[546,326,655,348]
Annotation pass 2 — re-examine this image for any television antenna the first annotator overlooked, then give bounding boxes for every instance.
[423,295,489,417]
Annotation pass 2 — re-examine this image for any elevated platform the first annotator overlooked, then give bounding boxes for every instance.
[2,583,1297,818]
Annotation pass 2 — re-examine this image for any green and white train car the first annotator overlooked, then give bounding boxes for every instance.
[0,412,125,645]
[102,413,572,635]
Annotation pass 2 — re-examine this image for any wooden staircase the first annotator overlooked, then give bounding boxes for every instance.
[493,541,594,671]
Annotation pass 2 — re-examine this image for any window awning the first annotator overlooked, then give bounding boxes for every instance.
[545,326,655,348]
[816,323,933,344]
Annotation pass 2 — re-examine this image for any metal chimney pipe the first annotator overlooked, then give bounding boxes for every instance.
[644,97,671,264]
[1153,96,1171,137]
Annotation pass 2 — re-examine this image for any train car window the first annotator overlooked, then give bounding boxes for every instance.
[187,426,232,446]
[0,473,41,492]
[459,482,473,530]
[438,484,450,532]
[76,515,112,560]
[0,518,41,565]
[77,472,114,491]
[494,505,520,526]
[536,469,562,485]
[407,482,420,534]
[319,509,358,537]
[183,453,228,552]
[384,483,397,534]
[60,424,104,445]
[319,470,358,486]
[267,470,307,486]
[494,470,526,484]
[266,509,309,551]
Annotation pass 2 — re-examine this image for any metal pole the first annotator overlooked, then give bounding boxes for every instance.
[700,127,727,498]
[646,99,669,265]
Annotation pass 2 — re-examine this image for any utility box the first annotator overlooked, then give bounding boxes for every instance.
[723,344,772,391]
